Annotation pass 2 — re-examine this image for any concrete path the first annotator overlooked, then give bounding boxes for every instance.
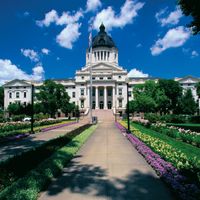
[0,119,89,162]
[39,111,174,200]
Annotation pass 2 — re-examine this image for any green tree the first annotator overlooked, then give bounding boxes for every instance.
[0,86,4,109]
[61,101,75,118]
[7,103,23,115]
[158,79,182,113]
[180,89,197,115]
[178,0,200,34]
[37,80,70,117]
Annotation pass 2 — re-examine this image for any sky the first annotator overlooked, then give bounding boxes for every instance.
[0,0,199,85]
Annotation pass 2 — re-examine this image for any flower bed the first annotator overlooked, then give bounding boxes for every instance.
[115,121,200,200]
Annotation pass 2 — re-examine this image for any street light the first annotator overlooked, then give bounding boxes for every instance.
[30,84,34,134]
[126,78,130,133]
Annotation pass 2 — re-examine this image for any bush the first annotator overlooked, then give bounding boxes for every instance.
[189,116,200,124]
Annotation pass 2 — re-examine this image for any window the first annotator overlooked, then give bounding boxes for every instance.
[16,92,20,98]
[24,102,27,106]
[94,52,96,61]
[97,51,100,60]
[24,87,26,89]
[100,77,103,80]
[115,53,117,59]
[92,88,95,96]
[108,90,112,96]
[118,75,121,79]
[81,84,84,86]
[104,51,106,60]
[65,86,68,89]
[100,89,103,96]
[92,77,95,80]
[24,92,27,98]
[72,92,76,98]
[108,77,112,80]
[80,89,84,96]
[128,91,132,97]
[81,100,84,108]
[118,83,122,85]
[81,76,84,80]
[101,51,103,60]
[107,52,110,60]
[72,86,75,89]
[9,92,12,99]
[119,100,122,108]
[118,88,122,95]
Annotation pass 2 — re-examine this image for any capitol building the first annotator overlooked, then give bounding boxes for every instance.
[3,24,200,115]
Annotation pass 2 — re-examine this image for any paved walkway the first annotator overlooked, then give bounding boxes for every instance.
[39,111,174,200]
[0,119,89,162]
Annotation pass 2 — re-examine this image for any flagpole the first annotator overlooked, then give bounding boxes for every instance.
[89,29,93,124]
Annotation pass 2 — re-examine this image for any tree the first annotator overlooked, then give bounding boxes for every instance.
[0,86,4,109]
[158,79,182,113]
[61,101,75,118]
[180,89,197,115]
[195,81,200,114]
[7,103,23,116]
[37,80,70,117]
[178,0,200,35]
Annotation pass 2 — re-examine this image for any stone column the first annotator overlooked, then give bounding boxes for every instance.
[104,86,107,109]
[95,86,99,109]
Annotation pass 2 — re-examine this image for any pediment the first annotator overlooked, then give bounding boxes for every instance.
[178,76,200,83]
[3,79,31,87]
[81,63,125,73]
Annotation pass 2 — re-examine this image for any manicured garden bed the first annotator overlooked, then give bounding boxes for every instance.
[167,123,200,132]
[0,123,96,196]
[117,121,200,200]
[0,120,75,142]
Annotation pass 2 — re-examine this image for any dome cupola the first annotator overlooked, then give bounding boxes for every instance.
[92,23,116,49]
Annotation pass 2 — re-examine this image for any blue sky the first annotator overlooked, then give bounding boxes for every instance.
[0,0,199,85]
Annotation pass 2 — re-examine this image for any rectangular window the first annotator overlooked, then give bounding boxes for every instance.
[118,88,122,95]
[9,92,12,99]
[16,92,20,98]
[128,91,132,97]
[72,92,76,98]
[100,77,103,80]
[100,89,103,96]
[108,90,112,96]
[92,88,95,96]
[24,92,26,98]
[80,89,84,96]
[92,77,95,80]
[108,77,112,80]
[119,100,122,108]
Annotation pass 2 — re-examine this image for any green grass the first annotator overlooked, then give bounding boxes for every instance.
[0,124,97,200]
[131,122,200,160]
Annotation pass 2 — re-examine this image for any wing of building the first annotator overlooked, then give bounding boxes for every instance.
[3,24,200,114]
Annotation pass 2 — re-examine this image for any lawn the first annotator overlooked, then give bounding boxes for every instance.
[0,124,97,200]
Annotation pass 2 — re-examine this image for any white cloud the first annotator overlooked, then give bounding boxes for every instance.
[86,0,102,12]
[36,10,58,27]
[155,6,182,27]
[37,10,83,49]
[93,0,144,31]
[24,11,30,17]
[0,59,45,85]
[136,43,142,48]
[21,49,39,62]
[56,23,81,49]
[150,26,190,56]
[128,68,149,78]
[191,50,199,58]
[41,48,50,55]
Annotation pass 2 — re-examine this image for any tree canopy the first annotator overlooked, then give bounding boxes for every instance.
[36,80,74,117]
[178,0,200,34]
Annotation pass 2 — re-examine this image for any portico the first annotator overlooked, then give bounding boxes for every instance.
[91,85,115,110]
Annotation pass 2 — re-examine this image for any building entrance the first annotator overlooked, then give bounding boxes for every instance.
[99,101,104,109]
[108,101,112,109]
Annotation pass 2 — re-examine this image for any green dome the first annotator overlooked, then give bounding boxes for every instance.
[92,24,116,49]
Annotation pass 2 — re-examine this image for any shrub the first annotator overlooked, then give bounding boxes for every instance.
[189,116,200,124]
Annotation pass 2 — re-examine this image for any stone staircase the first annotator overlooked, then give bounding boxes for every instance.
[92,109,114,122]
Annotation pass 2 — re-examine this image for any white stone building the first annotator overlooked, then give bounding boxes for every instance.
[3,24,200,114]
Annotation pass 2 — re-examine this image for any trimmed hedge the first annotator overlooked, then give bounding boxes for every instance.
[0,124,97,200]
[166,123,200,133]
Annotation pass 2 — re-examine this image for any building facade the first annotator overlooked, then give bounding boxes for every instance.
[3,24,200,113]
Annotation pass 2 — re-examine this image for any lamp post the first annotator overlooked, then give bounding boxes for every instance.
[126,79,130,132]
[30,84,34,134]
